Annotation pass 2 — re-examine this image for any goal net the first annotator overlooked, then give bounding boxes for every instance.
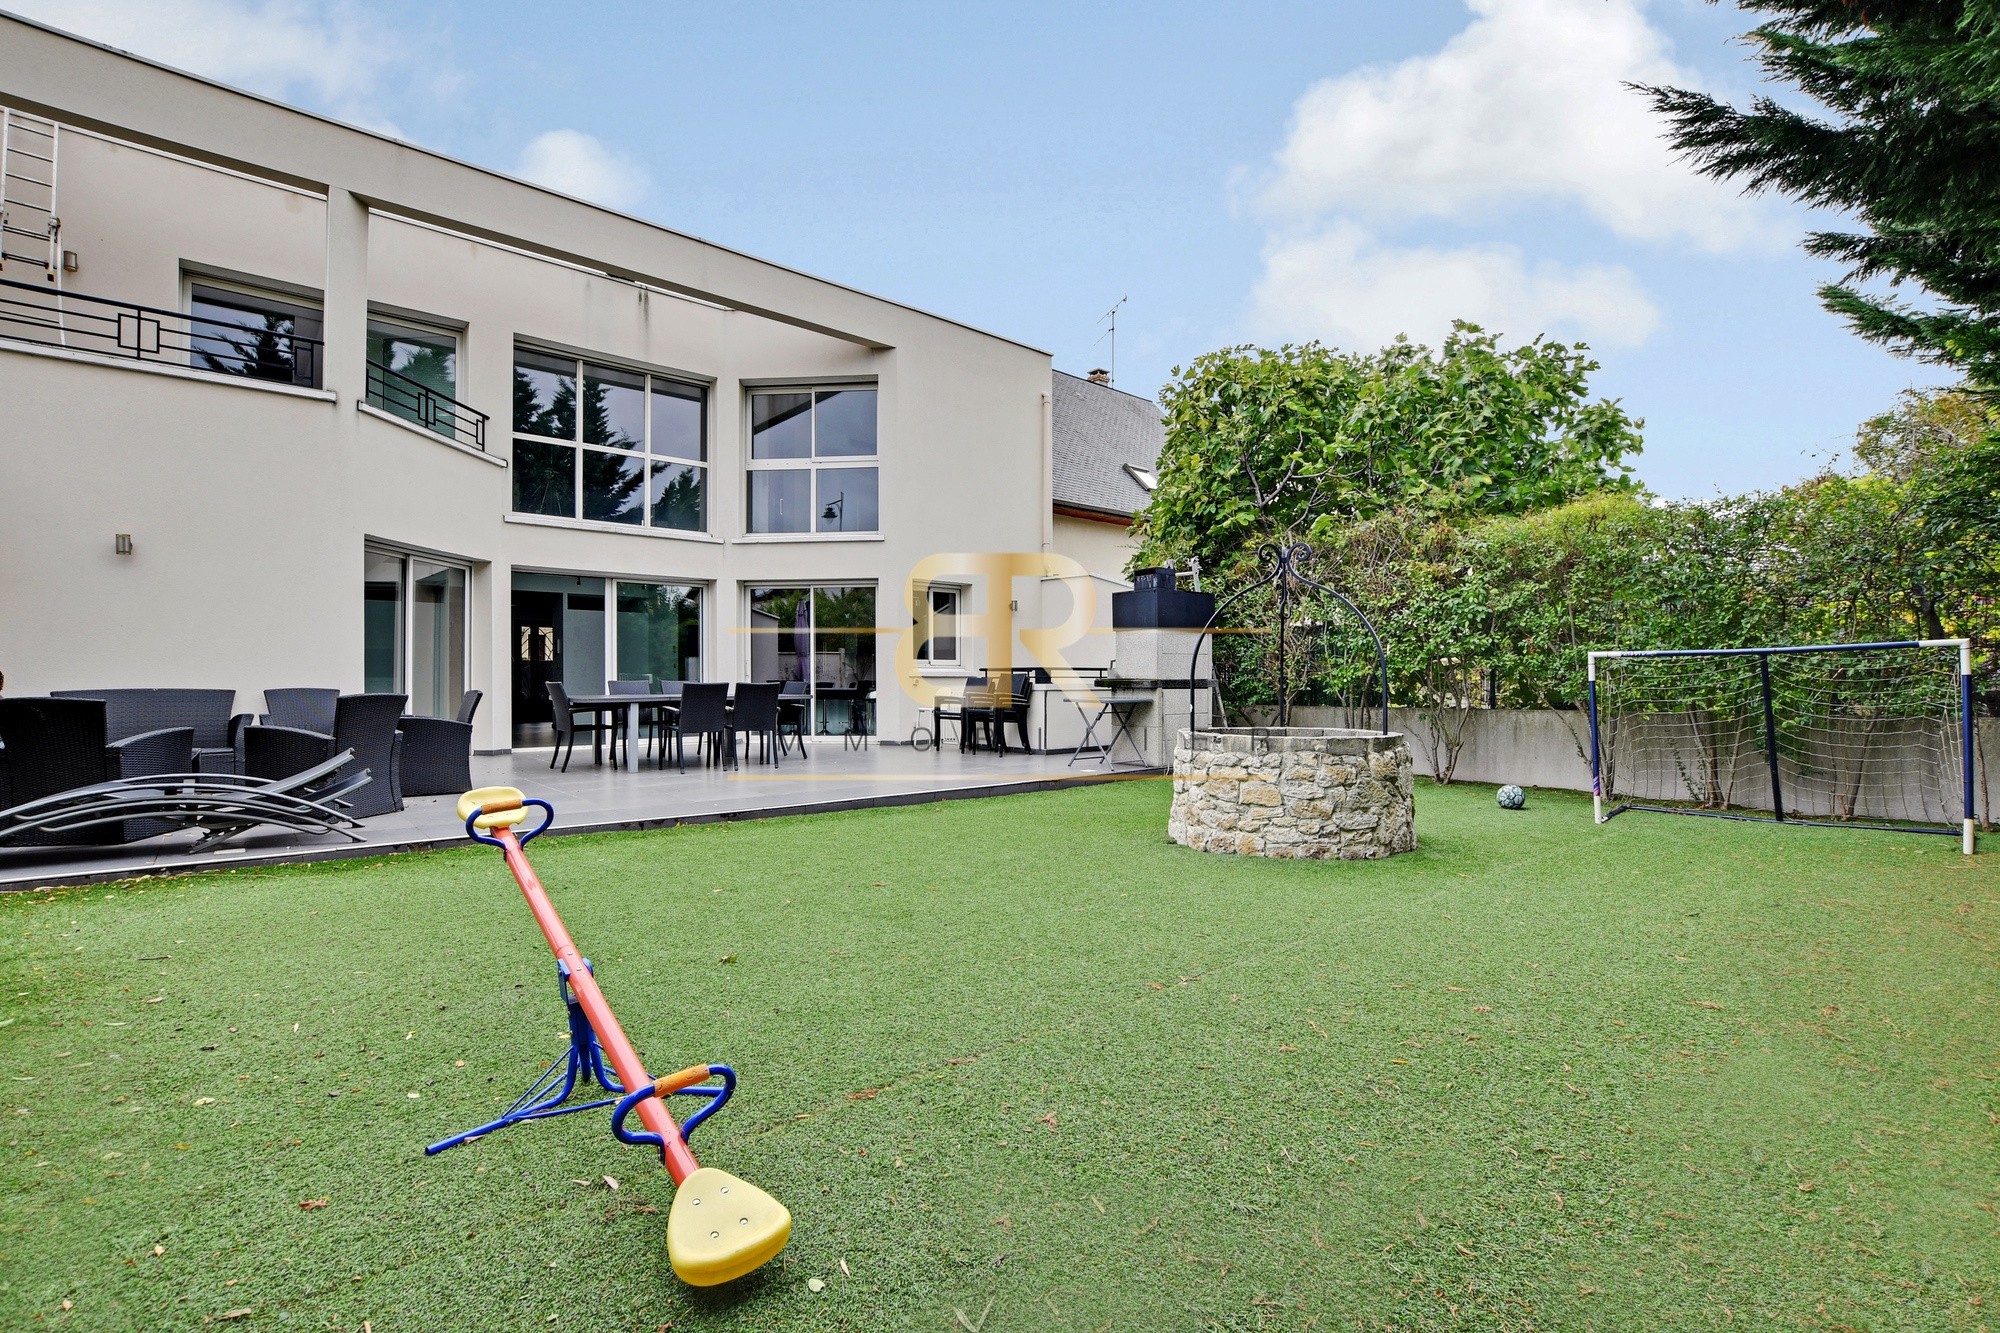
[1588,640,1976,854]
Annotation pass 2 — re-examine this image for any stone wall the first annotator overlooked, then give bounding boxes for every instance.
[1170,727,1416,860]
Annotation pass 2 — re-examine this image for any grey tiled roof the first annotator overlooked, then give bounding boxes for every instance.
[1050,369,1164,519]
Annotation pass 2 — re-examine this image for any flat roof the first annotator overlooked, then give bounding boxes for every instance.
[0,8,1052,357]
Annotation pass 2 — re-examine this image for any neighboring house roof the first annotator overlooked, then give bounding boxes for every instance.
[1050,369,1164,522]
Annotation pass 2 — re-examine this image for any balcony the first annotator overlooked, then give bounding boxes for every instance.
[365,357,489,452]
[0,275,322,386]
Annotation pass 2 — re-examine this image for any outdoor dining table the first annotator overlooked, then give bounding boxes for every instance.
[564,692,681,773]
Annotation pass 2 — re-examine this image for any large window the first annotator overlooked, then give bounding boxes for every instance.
[747,388,878,534]
[364,546,468,717]
[746,585,877,734]
[189,281,322,388]
[512,349,708,532]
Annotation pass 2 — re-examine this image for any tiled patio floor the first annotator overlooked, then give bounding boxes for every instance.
[0,742,1153,890]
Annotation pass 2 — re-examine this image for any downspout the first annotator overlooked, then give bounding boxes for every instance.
[1039,389,1054,555]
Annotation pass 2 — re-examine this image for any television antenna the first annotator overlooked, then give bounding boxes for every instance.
[1093,295,1127,387]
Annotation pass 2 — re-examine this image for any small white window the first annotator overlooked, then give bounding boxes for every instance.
[917,586,960,666]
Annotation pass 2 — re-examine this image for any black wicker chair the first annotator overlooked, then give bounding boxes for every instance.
[730,682,784,767]
[0,697,193,845]
[676,683,731,771]
[396,690,483,798]
[236,693,406,818]
[261,688,339,733]
[53,688,241,774]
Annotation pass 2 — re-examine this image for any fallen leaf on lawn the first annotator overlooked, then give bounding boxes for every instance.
[839,1258,850,1277]
[603,1175,619,1192]
[1457,1243,1476,1258]
[213,1309,253,1321]
[946,1056,977,1065]
[1798,1181,1815,1193]
[299,1198,329,1211]
[807,1277,825,1293]
[719,955,737,964]
[846,1088,880,1101]
[1145,981,1165,990]
[193,1097,215,1106]
[1473,1005,1493,1013]
[1688,1000,1724,1011]
[1038,1112,1058,1128]
[144,996,163,1004]
[61,1299,72,1311]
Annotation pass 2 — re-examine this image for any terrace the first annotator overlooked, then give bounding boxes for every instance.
[0,740,1103,890]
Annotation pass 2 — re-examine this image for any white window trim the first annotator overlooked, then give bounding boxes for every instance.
[745,387,880,537]
[364,541,473,714]
[916,584,963,668]
[511,348,711,536]
[503,512,723,543]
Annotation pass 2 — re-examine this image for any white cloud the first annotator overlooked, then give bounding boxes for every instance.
[1,0,450,135]
[514,130,650,212]
[1255,0,1780,254]
[1250,221,1659,350]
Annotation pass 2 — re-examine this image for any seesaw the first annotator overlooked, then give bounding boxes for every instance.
[427,786,791,1286]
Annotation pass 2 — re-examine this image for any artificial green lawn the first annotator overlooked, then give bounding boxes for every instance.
[3,779,1996,1331]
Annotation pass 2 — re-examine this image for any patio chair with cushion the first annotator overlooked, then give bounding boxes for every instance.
[730,682,784,767]
[959,676,1005,754]
[52,688,242,774]
[676,682,731,771]
[396,689,483,798]
[0,696,194,845]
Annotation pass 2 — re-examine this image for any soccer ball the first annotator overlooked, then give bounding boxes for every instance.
[1496,785,1526,810]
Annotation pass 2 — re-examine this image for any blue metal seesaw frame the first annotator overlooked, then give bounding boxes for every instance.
[425,797,736,1162]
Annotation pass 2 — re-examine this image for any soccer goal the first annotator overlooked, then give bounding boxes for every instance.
[1588,640,1977,854]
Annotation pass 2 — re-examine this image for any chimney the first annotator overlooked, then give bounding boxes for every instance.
[1087,368,1110,386]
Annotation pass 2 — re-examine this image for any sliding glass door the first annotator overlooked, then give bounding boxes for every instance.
[364,545,469,716]
[746,585,876,735]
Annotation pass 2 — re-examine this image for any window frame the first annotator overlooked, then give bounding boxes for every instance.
[362,540,472,717]
[915,584,962,668]
[510,346,711,535]
[366,312,464,435]
[745,385,880,536]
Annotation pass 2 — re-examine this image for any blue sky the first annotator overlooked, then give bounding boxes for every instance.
[17,0,1952,497]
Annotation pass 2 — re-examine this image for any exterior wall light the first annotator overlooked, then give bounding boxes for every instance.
[114,533,133,555]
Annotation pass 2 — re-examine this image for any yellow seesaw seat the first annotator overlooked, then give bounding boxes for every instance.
[457,786,530,828]
[667,1167,793,1286]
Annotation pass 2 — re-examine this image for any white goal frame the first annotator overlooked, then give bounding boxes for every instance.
[1587,639,1976,855]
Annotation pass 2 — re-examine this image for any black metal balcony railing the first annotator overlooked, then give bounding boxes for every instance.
[365,358,489,451]
[0,275,322,386]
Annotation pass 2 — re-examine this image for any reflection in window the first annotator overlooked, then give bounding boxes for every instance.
[190,283,323,387]
[367,318,459,433]
[746,584,875,736]
[615,582,702,684]
[511,347,707,532]
[363,549,406,694]
[746,387,878,534]
[583,449,647,525]
[512,438,577,517]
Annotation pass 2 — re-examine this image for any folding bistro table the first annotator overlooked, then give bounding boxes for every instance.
[1069,688,1154,769]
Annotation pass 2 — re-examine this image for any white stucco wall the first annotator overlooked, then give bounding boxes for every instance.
[0,22,1056,752]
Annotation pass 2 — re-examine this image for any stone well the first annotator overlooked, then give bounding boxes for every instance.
[1169,727,1416,860]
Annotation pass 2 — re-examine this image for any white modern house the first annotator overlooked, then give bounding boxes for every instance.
[0,15,1160,753]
